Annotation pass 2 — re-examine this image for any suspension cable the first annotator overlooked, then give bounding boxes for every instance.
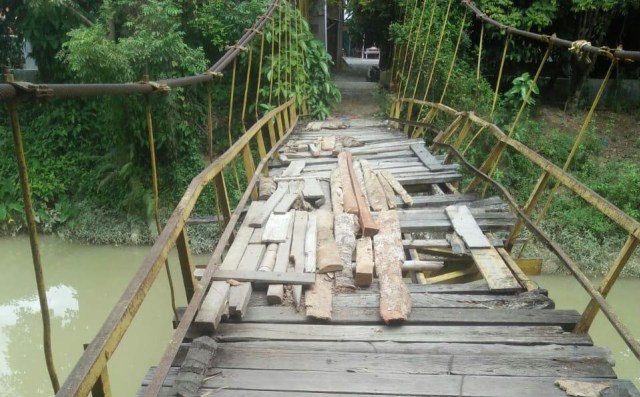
[423,0,453,101]
[143,89,178,320]
[439,9,468,103]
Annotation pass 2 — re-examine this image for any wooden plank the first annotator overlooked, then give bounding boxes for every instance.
[305,273,333,321]
[247,186,287,227]
[261,210,294,243]
[343,152,379,236]
[228,244,266,317]
[360,159,388,211]
[316,209,343,273]
[495,244,536,291]
[215,323,593,345]
[239,307,580,329]
[330,169,343,214]
[374,210,411,323]
[336,152,358,213]
[282,160,306,176]
[380,170,412,206]
[400,218,516,233]
[290,211,309,309]
[211,270,315,285]
[267,212,295,304]
[376,170,398,209]
[304,213,317,273]
[248,228,263,244]
[446,232,466,254]
[411,143,448,171]
[194,224,254,331]
[273,193,298,214]
[470,247,522,292]
[195,369,463,396]
[461,376,638,397]
[334,213,356,268]
[258,243,278,272]
[301,178,324,200]
[243,201,264,227]
[355,237,374,287]
[445,205,492,248]
[205,340,612,359]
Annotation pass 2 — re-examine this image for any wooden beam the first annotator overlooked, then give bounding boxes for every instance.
[343,152,379,236]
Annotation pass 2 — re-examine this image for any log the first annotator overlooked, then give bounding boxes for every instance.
[337,152,358,213]
[316,209,343,273]
[309,143,320,157]
[334,213,356,267]
[343,152,379,236]
[332,141,343,156]
[304,213,317,273]
[360,160,388,211]
[258,243,278,272]
[374,210,411,323]
[305,273,333,321]
[402,260,445,272]
[258,176,276,200]
[330,169,344,214]
[355,237,374,287]
[380,170,413,206]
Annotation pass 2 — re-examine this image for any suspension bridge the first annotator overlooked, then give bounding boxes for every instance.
[2,0,640,396]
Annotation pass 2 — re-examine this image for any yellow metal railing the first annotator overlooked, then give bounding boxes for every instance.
[1,1,310,395]
[390,0,640,372]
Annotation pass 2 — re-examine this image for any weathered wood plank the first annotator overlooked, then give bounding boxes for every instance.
[290,211,309,309]
[282,160,306,176]
[360,159,388,211]
[228,244,265,317]
[305,273,333,321]
[304,213,317,273]
[470,247,522,292]
[316,209,343,273]
[461,376,639,397]
[411,143,448,171]
[445,205,492,248]
[301,178,324,200]
[355,237,374,287]
[238,306,579,329]
[273,193,298,214]
[343,152,379,236]
[261,210,294,243]
[210,270,315,284]
[247,186,287,227]
[374,210,411,323]
[337,152,358,213]
[216,323,592,345]
[267,214,295,304]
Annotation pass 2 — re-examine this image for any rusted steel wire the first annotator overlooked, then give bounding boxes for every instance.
[461,0,640,61]
[0,2,280,103]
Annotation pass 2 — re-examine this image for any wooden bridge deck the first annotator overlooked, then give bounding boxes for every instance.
[138,118,639,397]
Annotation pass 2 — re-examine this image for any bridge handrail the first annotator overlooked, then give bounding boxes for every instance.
[395,96,640,362]
[461,0,640,62]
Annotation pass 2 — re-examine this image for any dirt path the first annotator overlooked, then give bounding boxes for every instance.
[331,57,381,118]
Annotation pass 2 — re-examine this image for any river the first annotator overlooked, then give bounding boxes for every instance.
[1,236,638,396]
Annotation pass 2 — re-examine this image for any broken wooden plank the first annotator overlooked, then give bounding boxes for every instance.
[316,209,343,273]
[273,193,298,214]
[330,168,343,214]
[262,210,295,243]
[210,270,315,285]
[301,178,324,200]
[446,232,466,255]
[282,160,306,177]
[360,159,388,211]
[267,212,295,304]
[445,205,492,248]
[355,237,374,287]
[380,170,413,206]
[374,210,411,323]
[291,211,309,310]
[470,248,522,292]
[305,273,333,321]
[304,213,317,273]
[228,244,266,317]
[247,186,287,227]
[376,170,398,209]
[410,143,448,171]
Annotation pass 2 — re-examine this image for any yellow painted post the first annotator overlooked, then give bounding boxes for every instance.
[282,104,291,131]
[243,144,258,200]
[465,141,506,193]
[176,228,197,301]
[574,235,639,333]
[214,172,232,226]
[83,344,112,397]
[267,118,277,147]
[276,112,285,138]
[290,100,297,125]
[403,101,414,135]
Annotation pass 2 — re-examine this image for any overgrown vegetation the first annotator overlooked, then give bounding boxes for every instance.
[0,0,339,252]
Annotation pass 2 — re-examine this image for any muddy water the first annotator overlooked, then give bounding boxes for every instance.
[0,235,192,396]
[1,236,638,396]
[534,275,640,387]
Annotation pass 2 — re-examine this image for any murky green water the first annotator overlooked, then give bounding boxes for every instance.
[1,236,638,396]
[0,235,191,396]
